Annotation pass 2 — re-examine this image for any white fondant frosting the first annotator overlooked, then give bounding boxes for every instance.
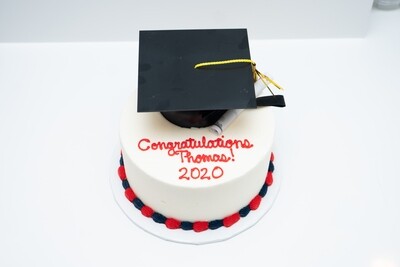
[120,82,275,222]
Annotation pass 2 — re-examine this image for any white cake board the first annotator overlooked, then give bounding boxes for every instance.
[110,148,282,245]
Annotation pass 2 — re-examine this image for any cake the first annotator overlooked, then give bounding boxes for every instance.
[116,29,285,233]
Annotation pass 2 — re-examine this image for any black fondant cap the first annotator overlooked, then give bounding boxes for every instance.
[137,29,256,127]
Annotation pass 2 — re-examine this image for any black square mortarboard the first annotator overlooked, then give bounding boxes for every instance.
[137,29,256,128]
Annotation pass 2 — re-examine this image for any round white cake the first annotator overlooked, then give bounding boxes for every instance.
[120,90,275,223]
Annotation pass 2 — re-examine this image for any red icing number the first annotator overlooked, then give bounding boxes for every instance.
[179,166,224,180]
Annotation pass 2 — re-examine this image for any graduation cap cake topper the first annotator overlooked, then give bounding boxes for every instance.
[137,28,285,129]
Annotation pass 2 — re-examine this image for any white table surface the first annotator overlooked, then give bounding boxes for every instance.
[1,8,399,267]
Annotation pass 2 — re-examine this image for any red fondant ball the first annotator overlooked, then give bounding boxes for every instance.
[118,166,126,180]
[165,218,181,229]
[223,213,240,227]
[124,188,136,201]
[266,172,273,186]
[193,221,209,232]
[249,195,262,210]
[141,206,154,217]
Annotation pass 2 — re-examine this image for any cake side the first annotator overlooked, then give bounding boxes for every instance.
[120,93,275,222]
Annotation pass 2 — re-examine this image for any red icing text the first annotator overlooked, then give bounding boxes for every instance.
[137,136,253,180]
[178,166,224,180]
[138,136,252,160]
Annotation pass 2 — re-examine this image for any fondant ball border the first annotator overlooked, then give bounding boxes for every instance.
[118,152,275,232]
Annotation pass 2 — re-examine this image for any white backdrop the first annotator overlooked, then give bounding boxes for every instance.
[0,0,374,42]
[1,6,400,267]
